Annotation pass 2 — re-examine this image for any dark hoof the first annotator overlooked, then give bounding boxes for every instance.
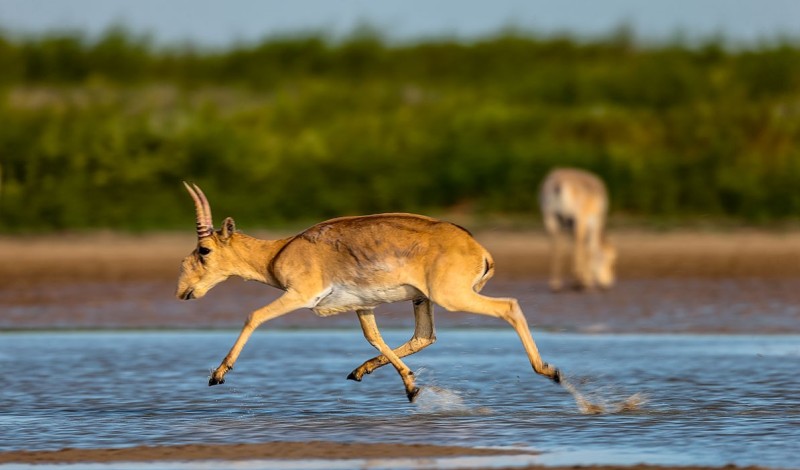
[208,377,225,386]
[539,362,561,384]
[346,371,362,382]
[407,387,421,403]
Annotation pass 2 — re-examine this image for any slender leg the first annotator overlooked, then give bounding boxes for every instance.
[355,309,420,402]
[544,216,565,292]
[586,225,602,287]
[572,220,592,289]
[209,292,308,386]
[434,291,560,383]
[348,299,435,381]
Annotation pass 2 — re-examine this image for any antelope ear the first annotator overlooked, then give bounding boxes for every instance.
[220,217,236,242]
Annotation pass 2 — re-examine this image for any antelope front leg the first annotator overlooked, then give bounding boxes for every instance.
[348,299,435,381]
[355,309,420,402]
[548,230,566,292]
[572,221,592,289]
[209,293,306,386]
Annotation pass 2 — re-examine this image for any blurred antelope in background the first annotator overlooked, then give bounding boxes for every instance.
[176,182,560,402]
[539,168,616,291]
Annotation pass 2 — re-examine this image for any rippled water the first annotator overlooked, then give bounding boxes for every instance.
[1,330,799,468]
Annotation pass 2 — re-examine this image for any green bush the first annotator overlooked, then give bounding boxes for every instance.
[1,29,799,232]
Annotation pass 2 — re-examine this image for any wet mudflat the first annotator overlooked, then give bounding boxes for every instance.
[2,275,799,334]
[1,230,799,333]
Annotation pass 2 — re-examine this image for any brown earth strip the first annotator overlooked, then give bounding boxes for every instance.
[0,441,531,463]
[0,441,769,470]
[2,230,799,333]
[1,230,799,286]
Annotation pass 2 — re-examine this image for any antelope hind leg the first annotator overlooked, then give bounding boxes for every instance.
[543,216,565,292]
[571,222,593,290]
[435,290,561,384]
[348,299,435,381]
[355,309,421,402]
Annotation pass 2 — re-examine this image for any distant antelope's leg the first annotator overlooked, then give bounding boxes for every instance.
[435,291,560,383]
[544,216,565,292]
[586,224,602,284]
[572,220,592,289]
[355,309,420,402]
[209,292,307,386]
[348,299,435,382]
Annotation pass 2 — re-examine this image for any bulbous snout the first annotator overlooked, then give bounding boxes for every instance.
[177,288,195,300]
[175,272,212,300]
[597,276,615,290]
[592,243,616,290]
[176,253,207,300]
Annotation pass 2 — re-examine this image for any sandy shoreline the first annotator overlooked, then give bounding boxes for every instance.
[2,229,800,332]
[1,229,799,285]
[0,441,531,464]
[0,441,766,470]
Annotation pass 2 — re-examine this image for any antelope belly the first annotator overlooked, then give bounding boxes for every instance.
[311,284,421,317]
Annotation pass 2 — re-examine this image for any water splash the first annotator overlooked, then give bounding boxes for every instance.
[412,386,493,415]
[560,376,646,415]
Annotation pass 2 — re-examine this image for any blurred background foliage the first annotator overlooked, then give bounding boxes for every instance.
[1,27,800,232]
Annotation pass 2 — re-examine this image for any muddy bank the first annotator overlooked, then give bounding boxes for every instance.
[1,230,798,332]
[1,230,800,283]
[0,441,531,464]
[0,442,766,470]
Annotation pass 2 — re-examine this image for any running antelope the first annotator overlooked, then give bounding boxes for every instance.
[539,168,616,291]
[176,182,560,402]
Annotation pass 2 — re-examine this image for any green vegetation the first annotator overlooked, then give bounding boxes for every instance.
[1,28,800,232]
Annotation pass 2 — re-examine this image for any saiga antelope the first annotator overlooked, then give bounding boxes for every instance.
[176,182,561,402]
[539,168,616,291]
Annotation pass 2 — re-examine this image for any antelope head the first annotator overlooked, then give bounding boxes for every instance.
[592,240,617,289]
[176,182,241,300]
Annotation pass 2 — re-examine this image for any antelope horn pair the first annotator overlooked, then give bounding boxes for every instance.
[183,181,213,239]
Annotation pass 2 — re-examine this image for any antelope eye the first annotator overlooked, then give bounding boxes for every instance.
[198,247,211,256]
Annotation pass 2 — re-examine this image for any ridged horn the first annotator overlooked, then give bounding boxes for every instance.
[183,181,214,238]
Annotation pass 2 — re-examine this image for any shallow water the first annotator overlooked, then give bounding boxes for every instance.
[1,330,799,468]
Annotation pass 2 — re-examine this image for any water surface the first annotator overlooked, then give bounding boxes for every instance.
[1,330,798,468]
